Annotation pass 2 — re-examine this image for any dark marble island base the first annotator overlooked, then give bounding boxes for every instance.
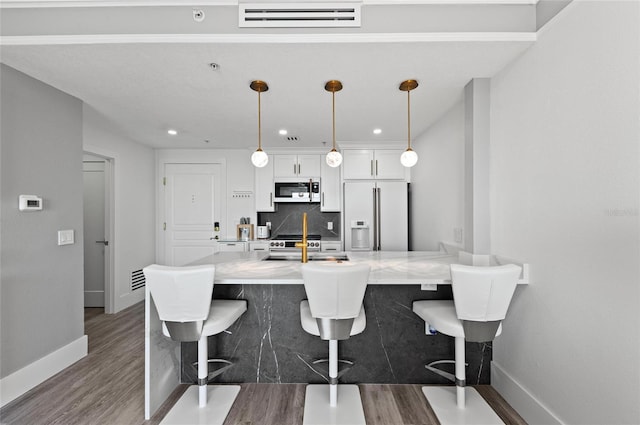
[181,284,493,386]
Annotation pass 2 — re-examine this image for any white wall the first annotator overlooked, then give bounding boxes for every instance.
[410,101,465,251]
[1,65,86,403]
[83,105,155,313]
[489,2,640,424]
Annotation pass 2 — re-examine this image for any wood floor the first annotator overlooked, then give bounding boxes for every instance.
[0,301,527,425]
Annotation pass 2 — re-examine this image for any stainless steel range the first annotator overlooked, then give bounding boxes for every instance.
[269,234,321,252]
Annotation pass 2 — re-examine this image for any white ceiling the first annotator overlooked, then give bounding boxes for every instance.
[0,1,539,150]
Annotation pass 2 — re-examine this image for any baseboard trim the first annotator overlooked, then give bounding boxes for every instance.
[491,361,564,425]
[0,335,88,408]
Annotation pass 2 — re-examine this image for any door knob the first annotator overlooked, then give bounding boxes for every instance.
[95,240,109,246]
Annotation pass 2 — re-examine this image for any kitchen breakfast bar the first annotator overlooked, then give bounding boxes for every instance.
[144,250,529,419]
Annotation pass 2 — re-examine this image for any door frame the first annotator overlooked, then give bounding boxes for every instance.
[83,148,115,314]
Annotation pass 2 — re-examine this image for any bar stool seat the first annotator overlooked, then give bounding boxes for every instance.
[300,302,366,337]
[412,299,502,339]
[161,299,247,339]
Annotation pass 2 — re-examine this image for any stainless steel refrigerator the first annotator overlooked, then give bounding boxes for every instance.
[343,181,409,251]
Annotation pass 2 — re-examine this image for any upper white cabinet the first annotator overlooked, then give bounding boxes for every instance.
[274,154,321,178]
[255,160,275,212]
[320,159,341,212]
[342,149,407,180]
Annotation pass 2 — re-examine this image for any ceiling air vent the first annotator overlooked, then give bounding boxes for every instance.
[239,2,361,28]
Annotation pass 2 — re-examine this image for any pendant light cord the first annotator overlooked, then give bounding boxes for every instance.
[407,89,412,150]
[332,91,336,150]
[258,90,262,151]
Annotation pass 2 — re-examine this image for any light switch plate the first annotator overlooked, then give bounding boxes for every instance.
[58,229,74,246]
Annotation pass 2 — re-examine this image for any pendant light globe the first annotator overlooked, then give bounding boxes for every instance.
[326,148,343,167]
[251,149,269,168]
[400,148,418,167]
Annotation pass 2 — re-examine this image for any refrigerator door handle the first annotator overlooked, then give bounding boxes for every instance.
[376,187,381,250]
[372,187,378,251]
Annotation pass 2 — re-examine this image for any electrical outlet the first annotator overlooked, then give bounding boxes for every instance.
[327,222,333,230]
[454,227,463,243]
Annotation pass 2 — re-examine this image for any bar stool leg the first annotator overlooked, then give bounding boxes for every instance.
[454,336,465,409]
[329,339,338,407]
[198,336,208,408]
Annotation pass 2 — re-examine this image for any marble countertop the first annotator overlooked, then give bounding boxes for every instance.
[191,251,457,286]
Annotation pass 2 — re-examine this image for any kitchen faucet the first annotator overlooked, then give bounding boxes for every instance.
[295,212,308,263]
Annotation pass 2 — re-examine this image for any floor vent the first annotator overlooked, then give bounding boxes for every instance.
[131,269,145,291]
[239,2,361,28]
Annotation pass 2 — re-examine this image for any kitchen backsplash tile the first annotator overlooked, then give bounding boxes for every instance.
[258,203,340,239]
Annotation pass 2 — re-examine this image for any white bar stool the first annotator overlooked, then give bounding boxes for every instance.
[413,263,521,425]
[299,262,370,425]
[144,264,247,425]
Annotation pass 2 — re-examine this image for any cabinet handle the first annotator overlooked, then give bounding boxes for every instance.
[270,192,273,207]
[370,160,374,176]
[376,160,379,176]
[298,163,301,174]
[294,164,297,175]
[322,192,325,206]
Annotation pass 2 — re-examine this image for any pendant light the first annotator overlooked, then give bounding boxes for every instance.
[250,80,269,168]
[325,80,343,168]
[399,79,419,168]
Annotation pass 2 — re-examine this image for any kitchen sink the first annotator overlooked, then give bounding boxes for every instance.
[262,253,349,262]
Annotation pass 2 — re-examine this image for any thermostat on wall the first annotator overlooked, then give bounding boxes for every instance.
[19,195,43,211]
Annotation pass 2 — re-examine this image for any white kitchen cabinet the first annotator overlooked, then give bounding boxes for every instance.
[321,241,342,252]
[274,154,320,178]
[255,160,275,212]
[320,159,341,212]
[249,241,270,252]
[217,241,247,252]
[342,149,407,180]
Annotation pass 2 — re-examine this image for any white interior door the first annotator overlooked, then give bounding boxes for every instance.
[164,163,222,266]
[83,159,106,307]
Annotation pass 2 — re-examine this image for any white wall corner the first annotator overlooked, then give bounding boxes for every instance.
[492,361,564,425]
[116,287,146,312]
[0,335,88,408]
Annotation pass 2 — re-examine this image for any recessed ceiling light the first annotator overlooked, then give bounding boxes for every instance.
[373,128,382,135]
[279,129,288,135]
[167,129,178,136]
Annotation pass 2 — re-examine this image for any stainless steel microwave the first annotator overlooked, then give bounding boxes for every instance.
[274,178,320,203]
